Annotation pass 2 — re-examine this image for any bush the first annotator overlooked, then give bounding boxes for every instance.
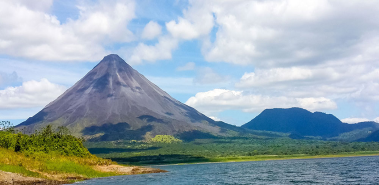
[150,135,182,143]
[0,125,91,157]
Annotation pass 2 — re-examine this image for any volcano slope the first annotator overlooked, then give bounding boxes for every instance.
[17,54,242,141]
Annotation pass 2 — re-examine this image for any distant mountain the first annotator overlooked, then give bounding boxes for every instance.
[242,107,379,138]
[357,129,379,142]
[17,54,242,141]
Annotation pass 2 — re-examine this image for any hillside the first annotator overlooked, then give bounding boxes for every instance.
[16,54,243,141]
[358,129,379,142]
[0,126,165,184]
[242,107,379,138]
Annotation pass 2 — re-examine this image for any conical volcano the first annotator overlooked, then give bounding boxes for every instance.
[17,54,237,141]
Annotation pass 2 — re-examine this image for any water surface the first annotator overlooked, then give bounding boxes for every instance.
[75,156,379,184]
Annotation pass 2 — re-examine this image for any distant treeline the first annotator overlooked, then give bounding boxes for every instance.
[85,137,379,165]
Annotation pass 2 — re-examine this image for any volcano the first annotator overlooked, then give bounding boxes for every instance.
[17,54,239,141]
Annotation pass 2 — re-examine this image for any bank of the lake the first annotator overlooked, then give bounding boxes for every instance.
[180,151,379,165]
[0,126,166,184]
[0,147,166,184]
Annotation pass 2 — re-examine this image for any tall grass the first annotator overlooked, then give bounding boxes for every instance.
[0,164,40,177]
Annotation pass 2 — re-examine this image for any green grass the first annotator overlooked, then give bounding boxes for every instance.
[44,161,116,178]
[0,147,116,181]
[0,125,120,182]
[0,164,40,177]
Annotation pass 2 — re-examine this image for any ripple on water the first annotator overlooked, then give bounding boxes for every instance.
[74,156,379,185]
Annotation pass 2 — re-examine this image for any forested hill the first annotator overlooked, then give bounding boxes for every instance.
[358,130,379,142]
[242,107,379,138]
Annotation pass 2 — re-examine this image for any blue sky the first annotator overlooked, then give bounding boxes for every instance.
[1,0,379,126]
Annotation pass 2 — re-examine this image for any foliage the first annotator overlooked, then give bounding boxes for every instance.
[0,121,14,133]
[150,135,182,143]
[0,147,114,180]
[0,124,117,181]
[0,125,90,157]
[85,137,379,165]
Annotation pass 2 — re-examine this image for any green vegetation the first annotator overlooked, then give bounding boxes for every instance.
[0,125,90,157]
[150,135,182,143]
[0,123,121,182]
[0,164,40,178]
[85,137,379,165]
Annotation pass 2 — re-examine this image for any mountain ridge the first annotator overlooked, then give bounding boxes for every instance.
[17,54,241,141]
[242,107,379,137]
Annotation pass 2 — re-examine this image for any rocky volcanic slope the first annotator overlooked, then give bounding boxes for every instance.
[17,54,240,141]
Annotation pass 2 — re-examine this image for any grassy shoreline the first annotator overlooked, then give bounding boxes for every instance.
[150,151,379,166]
[0,147,166,184]
[0,126,166,184]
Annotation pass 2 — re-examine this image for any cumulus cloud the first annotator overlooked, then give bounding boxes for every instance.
[176,62,196,71]
[162,0,379,104]
[375,117,379,123]
[235,64,379,102]
[198,0,379,67]
[126,36,178,64]
[0,79,66,109]
[185,89,337,115]
[0,0,135,61]
[341,118,370,124]
[166,1,214,40]
[141,21,162,39]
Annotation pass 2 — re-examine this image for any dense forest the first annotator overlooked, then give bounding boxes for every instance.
[85,135,379,165]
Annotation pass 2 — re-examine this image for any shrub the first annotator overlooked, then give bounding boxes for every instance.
[150,135,182,143]
[0,125,91,157]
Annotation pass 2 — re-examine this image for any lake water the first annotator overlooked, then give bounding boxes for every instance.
[75,156,379,184]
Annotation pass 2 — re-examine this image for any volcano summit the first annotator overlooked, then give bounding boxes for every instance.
[17,54,238,141]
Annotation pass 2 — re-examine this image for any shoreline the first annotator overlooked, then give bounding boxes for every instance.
[0,165,167,185]
[149,152,379,167]
[2,152,378,184]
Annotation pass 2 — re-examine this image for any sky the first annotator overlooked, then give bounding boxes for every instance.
[1,0,379,126]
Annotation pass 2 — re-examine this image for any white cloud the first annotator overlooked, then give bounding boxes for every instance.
[0,0,135,61]
[209,116,221,121]
[375,117,379,123]
[126,36,178,64]
[141,21,162,40]
[236,67,315,88]
[177,62,196,71]
[166,1,214,40]
[235,64,379,102]
[341,118,370,124]
[126,1,215,64]
[0,79,66,109]
[197,0,379,67]
[185,89,337,115]
[14,0,53,12]
[156,0,379,108]
[193,67,229,85]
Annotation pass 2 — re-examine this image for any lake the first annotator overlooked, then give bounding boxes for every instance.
[75,156,379,184]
